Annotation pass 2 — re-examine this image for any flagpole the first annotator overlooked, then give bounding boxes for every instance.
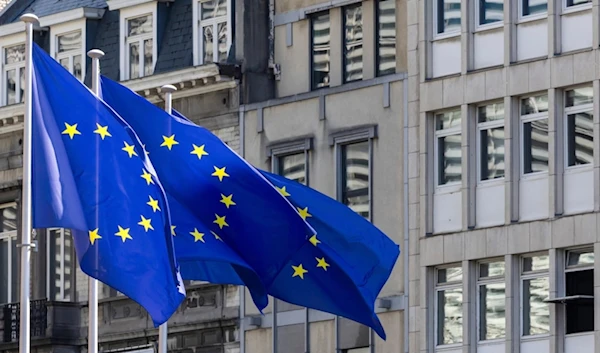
[87,48,105,353]
[158,84,176,353]
[19,13,38,353]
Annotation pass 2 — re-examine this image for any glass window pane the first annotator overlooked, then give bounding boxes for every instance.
[377,0,396,76]
[129,42,140,79]
[437,0,461,33]
[567,112,593,166]
[479,0,503,24]
[523,277,550,336]
[4,44,25,65]
[203,25,214,63]
[478,103,504,123]
[523,118,549,174]
[523,255,549,272]
[479,261,505,278]
[567,250,594,267]
[566,87,593,107]
[57,31,82,53]
[311,12,331,89]
[278,153,306,185]
[0,205,17,233]
[522,0,548,16]
[342,141,369,219]
[344,5,363,82]
[479,282,506,340]
[201,0,227,20]
[143,39,153,76]
[127,15,153,37]
[0,238,8,304]
[566,0,591,6]
[436,110,462,130]
[437,288,463,345]
[73,55,82,80]
[59,57,69,71]
[521,95,549,115]
[438,266,463,283]
[480,127,505,181]
[6,69,16,105]
[438,134,462,185]
[217,22,228,62]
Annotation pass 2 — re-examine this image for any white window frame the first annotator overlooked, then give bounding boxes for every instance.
[192,0,232,66]
[0,33,26,107]
[562,0,592,14]
[476,259,506,342]
[432,0,462,40]
[475,0,504,31]
[476,102,505,184]
[434,264,463,348]
[46,228,74,301]
[563,85,593,172]
[518,0,548,22]
[434,109,462,190]
[50,20,87,82]
[0,202,18,304]
[520,94,549,178]
[119,3,157,81]
[520,253,550,339]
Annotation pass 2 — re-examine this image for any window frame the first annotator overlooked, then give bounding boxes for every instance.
[432,0,462,40]
[50,20,86,82]
[434,109,462,189]
[46,228,76,302]
[268,137,312,187]
[563,85,594,171]
[476,259,506,342]
[119,3,157,81]
[375,0,397,77]
[475,0,504,30]
[310,10,331,90]
[0,33,26,107]
[520,253,550,339]
[476,102,505,184]
[434,264,464,348]
[520,94,549,178]
[562,0,592,14]
[518,0,548,22]
[192,0,233,66]
[342,3,364,84]
[0,202,18,304]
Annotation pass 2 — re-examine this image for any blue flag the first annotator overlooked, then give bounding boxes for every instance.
[30,43,185,326]
[98,76,317,312]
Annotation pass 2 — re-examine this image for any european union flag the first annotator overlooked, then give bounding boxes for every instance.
[98,76,317,311]
[30,43,185,326]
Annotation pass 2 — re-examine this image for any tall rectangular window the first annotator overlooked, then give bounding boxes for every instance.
[343,4,363,83]
[435,110,462,186]
[564,249,594,334]
[341,141,370,219]
[376,0,396,76]
[277,153,307,185]
[521,0,547,17]
[125,14,154,80]
[478,103,505,181]
[311,12,330,90]
[521,254,550,336]
[198,0,230,64]
[47,228,74,301]
[565,86,593,167]
[0,203,18,304]
[478,260,506,341]
[478,0,503,25]
[3,43,25,106]
[435,265,463,346]
[521,95,549,175]
[435,0,461,35]
[55,31,83,80]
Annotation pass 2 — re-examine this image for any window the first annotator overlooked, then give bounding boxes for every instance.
[125,14,154,80]
[521,0,547,17]
[565,86,593,167]
[435,110,462,186]
[277,153,307,185]
[564,249,594,334]
[478,0,503,26]
[376,0,396,76]
[478,260,506,341]
[2,43,25,106]
[435,0,461,36]
[311,12,331,90]
[343,4,363,83]
[0,203,18,304]
[341,141,370,219]
[46,228,74,301]
[54,31,83,80]
[521,95,549,175]
[197,0,231,64]
[521,254,550,337]
[477,103,505,181]
[435,265,463,346]
[565,0,591,8]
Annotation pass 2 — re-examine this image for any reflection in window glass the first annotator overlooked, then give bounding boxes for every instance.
[3,44,25,105]
[478,103,505,181]
[126,14,153,79]
[278,153,306,185]
[341,141,369,219]
[377,0,396,76]
[436,0,461,34]
[436,111,462,185]
[479,0,503,24]
[48,229,74,301]
[311,12,331,89]
[565,87,593,167]
[199,0,230,64]
[521,95,549,174]
[478,261,505,341]
[522,0,547,16]
[0,204,18,304]
[437,288,463,345]
[521,255,550,337]
[343,4,363,82]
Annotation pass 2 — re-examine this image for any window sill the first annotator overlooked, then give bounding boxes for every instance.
[435,183,462,194]
[477,339,506,346]
[435,343,463,351]
[520,171,549,181]
[517,14,547,25]
[477,177,505,188]
[564,164,593,175]
[562,3,592,15]
[520,334,550,341]
[474,22,504,33]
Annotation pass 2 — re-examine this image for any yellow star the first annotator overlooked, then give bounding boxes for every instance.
[122,142,138,158]
[93,123,112,140]
[191,144,209,159]
[211,231,223,241]
[138,215,154,232]
[61,122,81,139]
[316,257,330,271]
[141,169,154,185]
[115,226,132,242]
[171,225,177,236]
[213,214,229,229]
[147,196,161,212]
[160,134,179,150]
[190,228,205,243]
[276,186,291,197]
[292,264,308,279]
[211,166,230,182]
[88,228,102,245]
[309,235,320,246]
[297,206,312,220]
[220,194,236,208]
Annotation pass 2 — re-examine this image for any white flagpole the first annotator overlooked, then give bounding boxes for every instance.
[19,13,38,353]
[87,48,105,353]
[158,84,176,353]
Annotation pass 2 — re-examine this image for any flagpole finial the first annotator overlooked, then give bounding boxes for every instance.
[161,84,177,93]
[20,13,38,23]
[87,49,105,59]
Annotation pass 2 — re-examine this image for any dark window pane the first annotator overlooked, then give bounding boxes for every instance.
[0,238,8,303]
[437,0,461,33]
[341,142,369,219]
[480,127,505,180]
[311,12,330,89]
[438,134,462,185]
[522,118,548,174]
[567,112,593,166]
[278,153,306,185]
[565,270,594,334]
[344,5,363,82]
[479,0,503,25]
[437,288,463,345]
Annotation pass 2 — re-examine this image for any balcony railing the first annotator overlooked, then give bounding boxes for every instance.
[1,299,47,343]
